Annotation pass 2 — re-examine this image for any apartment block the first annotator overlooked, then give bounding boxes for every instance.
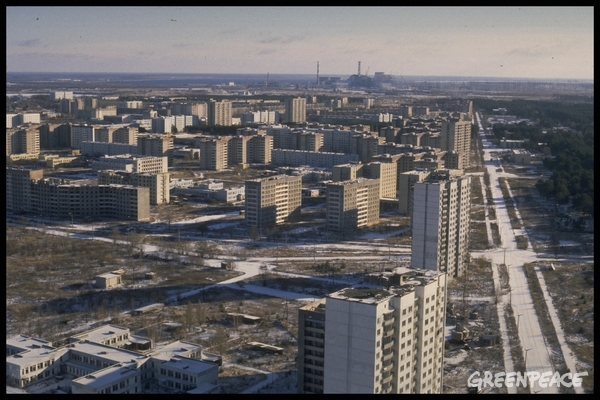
[6,127,40,155]
[137,134,174,166]
[284,97,307,123]
[298,268,447,394]
[440,119,471,169]
[363,162,398,199]
[6,168,150,221]
[196,136,232,170]
[271,149,358,169]
[332,163,363,182]
[326,178,380,231]
[98,170,170,205]
[208,100,232,126]
[397,170,431,216]
[92,155,168,174]
[39,123,71,150]
[245,174,302,228]
[411,170,471,279]
[6,167,44,212]
[82,142,139,157]
[71,124,96,149]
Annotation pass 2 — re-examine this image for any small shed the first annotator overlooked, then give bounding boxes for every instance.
[95,272,122,289]
[145,272,157,280]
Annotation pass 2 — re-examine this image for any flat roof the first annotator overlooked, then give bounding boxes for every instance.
[72,362,139,389]
[7,335,53,351]
[149,340,201,361]
[68,341,148,364]
[159,355,217,374]
[70,324,129,343]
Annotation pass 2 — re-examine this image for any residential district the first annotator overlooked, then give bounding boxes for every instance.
[6,75,593,394]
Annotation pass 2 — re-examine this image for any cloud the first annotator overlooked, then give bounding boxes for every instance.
[15,39,41,47]
[505,45,551,59]
[258,34,305,45]
[258,49,278,55]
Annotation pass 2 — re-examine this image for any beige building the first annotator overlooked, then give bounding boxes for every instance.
[6,168,151,222]
[95,272,123,289]
[6,127,40,155]
[411,170,471,279]
[137,134,174,166]
[298,268,447,394]
[92,155,168,174]
[326,178,380,232]
[6,167,44,212]
[98,170,170,205]
[284,97,307,123]
[440,118,471,169]
[332,163,363,182]
[245,174,302,228]
[208,100,232,126]
[363,162,398,199]
[196,136,232,170]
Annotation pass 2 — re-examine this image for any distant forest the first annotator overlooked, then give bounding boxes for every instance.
[475,98,594,216]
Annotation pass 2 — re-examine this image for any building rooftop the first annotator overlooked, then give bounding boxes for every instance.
[158,355,216,374]
[72,362,139,389]
[69,324,129,344]
[67,341,148,364]
[149,340,201,361]
[7,335,54,352]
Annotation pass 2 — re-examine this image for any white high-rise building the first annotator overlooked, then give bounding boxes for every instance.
[298,268,447,394]
[411,170,471,279]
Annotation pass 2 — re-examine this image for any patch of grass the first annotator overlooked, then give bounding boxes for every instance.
[523,263,573,393]
[515,235,529,250]
[499,178,522,230]
[490,222,501,247]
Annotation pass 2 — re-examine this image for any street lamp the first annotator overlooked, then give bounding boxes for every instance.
[517,313,523,329]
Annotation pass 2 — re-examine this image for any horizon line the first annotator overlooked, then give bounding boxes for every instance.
[6,71,594,83]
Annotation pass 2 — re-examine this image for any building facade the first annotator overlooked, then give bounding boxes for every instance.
[284,97,307,123]
[245,174,302,228]
[440,118,471,170]
[411,170,471,279]
[208,100,232,126]
[298,268,447,394]
[326,178,380,232]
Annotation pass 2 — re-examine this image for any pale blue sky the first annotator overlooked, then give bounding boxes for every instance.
[6,7,594,79]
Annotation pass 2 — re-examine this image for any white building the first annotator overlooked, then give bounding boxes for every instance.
[411,170,471,279]
[298,268,447,394]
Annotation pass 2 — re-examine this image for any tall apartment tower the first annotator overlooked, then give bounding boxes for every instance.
[284,97,307,123]
[244,174,302,228]
[208,100,232,126]
[137,134,174,166]
[440,119,471,169]
[326,178,380,232]
[196,136,232,170]
[411,170,471,279]
[298,268,447,394]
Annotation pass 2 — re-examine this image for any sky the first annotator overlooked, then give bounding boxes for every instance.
[6,7,594,80]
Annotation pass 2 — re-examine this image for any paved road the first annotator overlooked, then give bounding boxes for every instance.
[475,113,560,393]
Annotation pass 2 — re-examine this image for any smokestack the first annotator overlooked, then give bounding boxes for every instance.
[358,61,361,76]
[316,61,319,86]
